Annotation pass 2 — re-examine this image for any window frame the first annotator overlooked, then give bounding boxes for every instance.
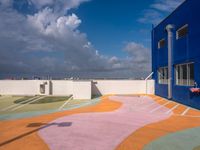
[175,62,194,86]
[176,24,188,40]
[158,38,165,49]
[158,67,168,85]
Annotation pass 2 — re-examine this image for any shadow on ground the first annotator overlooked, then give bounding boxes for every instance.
[0,122,72,147]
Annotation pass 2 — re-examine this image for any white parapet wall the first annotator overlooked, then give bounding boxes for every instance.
[0,80,92,99]
[0,80,48,95]
[51,80,73,96]
[73,80,92,99]
[92,80,155,95]
[0,79,154,99]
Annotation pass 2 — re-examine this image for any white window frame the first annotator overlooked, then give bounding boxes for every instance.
[158,67,168,84]
[175,62,194,86]
[158,39,165,49]
[176,24,188,40]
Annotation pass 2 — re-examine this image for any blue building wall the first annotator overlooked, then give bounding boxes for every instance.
[152,0,200,109]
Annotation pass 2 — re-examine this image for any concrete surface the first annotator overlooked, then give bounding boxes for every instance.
[39,96,170,150]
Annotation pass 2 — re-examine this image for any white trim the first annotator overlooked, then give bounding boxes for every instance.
[158,67,168,84]
[175,62,194,86]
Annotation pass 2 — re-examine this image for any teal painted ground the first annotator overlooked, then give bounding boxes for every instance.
[144,127,200,150]
[0,98,100,120]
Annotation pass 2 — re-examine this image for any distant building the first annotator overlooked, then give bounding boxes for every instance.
[152,0,200,109]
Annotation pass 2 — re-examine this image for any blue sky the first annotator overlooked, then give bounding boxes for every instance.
[73,0,151,57]
[0,0,184,79]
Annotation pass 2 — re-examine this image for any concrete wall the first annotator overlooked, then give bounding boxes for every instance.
[0,80,155,99]
[51,80,73,96]
[0,80,47,95]
[92,80,155,95]
[73,81,91,99]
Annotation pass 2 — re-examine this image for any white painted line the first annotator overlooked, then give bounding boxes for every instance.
[1,96,40,111]
[58,96,73,111]
[165,104,180,114]
[132,99,147,107]
[174,114,200,118]
[150,101,171,113]
[181,107,190,116]
[11,96,45,111]
[140,99,164,110]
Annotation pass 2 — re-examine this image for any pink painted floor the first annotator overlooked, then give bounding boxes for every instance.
[39,96,172,150]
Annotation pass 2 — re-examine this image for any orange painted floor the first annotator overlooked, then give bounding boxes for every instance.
[0,95,200,150]
[116,95,200,150]
[0,96,121,150]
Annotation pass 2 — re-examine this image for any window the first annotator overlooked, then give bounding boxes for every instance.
[40,84,45,94]
[176,24,188,39]
[175,63,194,86]
[158,39,165,49]
[158,67,168,84]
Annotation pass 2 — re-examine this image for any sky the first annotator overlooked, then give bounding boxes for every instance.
[0,0,185,79]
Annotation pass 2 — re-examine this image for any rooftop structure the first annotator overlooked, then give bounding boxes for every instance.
[152,0,200,109]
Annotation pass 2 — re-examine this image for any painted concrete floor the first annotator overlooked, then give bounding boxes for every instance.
[0,95,200,150]
[0,96,99,120]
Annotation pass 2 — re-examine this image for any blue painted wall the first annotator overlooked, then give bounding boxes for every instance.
[152,0,200,109]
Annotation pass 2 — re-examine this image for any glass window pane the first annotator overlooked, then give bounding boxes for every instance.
[189,63,194,86]
[158,39,165,49]
[161,68,164,83]
[178,65,181,85]
[158,67,168,84]
[177,25,188,39]
[164,68,168,84]
[175,63,194,86]
[182,64,187,85]
[175,66,179,85]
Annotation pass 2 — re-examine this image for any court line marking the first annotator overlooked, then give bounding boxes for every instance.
[58,95,73,111]
[153,96,200,117]
[165,104,180,114]
[150,101,171,113]
[11,96,45,111]
[181,107,190,116]
[139,99,164,110]
[173,114,200,118]
[1,96,40,111]
[132,98,152,108]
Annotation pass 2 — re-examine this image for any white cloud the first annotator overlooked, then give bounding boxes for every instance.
[28,0,54,8]
[123,42,151,70]
[151,0,185,12]
[0,0,151,78]
[0,0,12,7]
[138,9,163,24]
[138,0,185,25]
[28,0,90,12]
[57,14,81,30]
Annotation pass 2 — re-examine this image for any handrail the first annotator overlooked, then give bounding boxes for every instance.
[145,72,154,80]
[145,72,154,94]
